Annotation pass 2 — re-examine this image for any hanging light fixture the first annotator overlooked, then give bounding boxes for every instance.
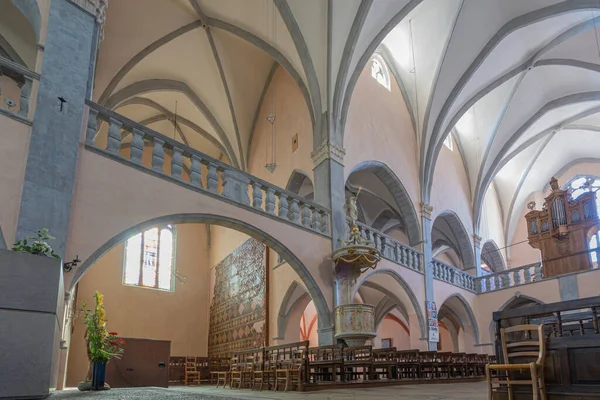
[265,0,278,173]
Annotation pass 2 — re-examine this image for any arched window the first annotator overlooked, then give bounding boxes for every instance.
[590,234,599,268]
[443,135,454,151]
[370,54,391,91]
[567,176,600,214]
[124,226,175,291]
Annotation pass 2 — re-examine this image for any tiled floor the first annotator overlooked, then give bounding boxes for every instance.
[51,381,488,399]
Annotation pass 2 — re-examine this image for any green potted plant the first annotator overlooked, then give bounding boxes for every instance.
[12,228,60,258]
[79,291,125,391]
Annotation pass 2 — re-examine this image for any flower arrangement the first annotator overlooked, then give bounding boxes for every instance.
[12,228,60,259]
[81,291,125,365]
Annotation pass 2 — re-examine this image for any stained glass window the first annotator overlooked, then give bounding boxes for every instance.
[123,226,174,291]
[566,176,600,268]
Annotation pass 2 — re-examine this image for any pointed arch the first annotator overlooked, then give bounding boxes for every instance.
[348,161,421,246]
[438,293,480,345]
[433,210,475,269]
[481,240,505,273]
[353,268,427,338]
[285,169,314,200]
[488,293,544,342]
[276,281,311,341]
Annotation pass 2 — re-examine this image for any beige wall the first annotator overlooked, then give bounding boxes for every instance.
[0,114,31,247]
[480,183,507,264]
[66,223,211,387]
[248,66,314,189]
[344,66,420,216]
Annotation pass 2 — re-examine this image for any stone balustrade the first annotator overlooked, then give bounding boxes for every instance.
[0,56,39,122]
[475,262,543,293]
[432,259,477,292]
[85,101,331,236]
[353,221,423,273]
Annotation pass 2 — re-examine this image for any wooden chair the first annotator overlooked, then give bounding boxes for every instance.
[436,352,453,379]
[252,353,273,391]
[396,349,419,379]
[486,324,547,400]
[274,349,305,392]
[229,356,243,389]
[184,356,201,385]
[216,357,234,388]
[418,351,438,379]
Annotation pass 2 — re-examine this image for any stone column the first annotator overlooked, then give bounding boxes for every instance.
[312,138,346,346]
[15,0,99,258]
[473,234,483,276]
[420,202,437,351]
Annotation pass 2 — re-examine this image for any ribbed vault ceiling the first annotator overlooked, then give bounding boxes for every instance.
[93,0,600,247]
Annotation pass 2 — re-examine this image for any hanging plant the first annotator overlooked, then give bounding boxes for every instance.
[12,228,60,259]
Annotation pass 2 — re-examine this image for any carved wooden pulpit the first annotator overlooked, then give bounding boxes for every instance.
[525,177,599,278]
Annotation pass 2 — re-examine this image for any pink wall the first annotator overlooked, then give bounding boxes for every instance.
[248,66,314,189]
[0,114,30,247]
[431,141,473,239]
[438,325,453,352]
[66,223,211,387]
[344,66,420,215]
[373,316,411,350]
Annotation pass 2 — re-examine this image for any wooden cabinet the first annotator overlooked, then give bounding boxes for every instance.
[105,338,170,388]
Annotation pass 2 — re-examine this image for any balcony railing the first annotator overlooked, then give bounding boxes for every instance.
[85,101,331,236]
[432,258,477,292]
[353,221,423,273]
[475,262,543,293]
[0,56,39,122]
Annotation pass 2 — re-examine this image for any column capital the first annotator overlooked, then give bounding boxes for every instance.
[420,202,433,219]
[311,141,346,167]
[69,0,109,39]
[473,234,482,248]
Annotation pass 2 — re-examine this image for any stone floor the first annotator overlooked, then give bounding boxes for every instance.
[50,381,488,399]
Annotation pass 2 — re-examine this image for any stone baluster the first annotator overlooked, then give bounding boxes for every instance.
[265,188,276,214]
[206,162,219,193]
[252,183,263,209]
[18,77,32,118]
[130,128,144,165]
[474,278,482,293]
[86,108,99,146]
[106,117,123,155]
[301,204,311,228]
[513,269,522,285]
[310,206,320,231]
[523,266,532,283]
[171,146,184,180]
[500,271,510,287]
[288,198,300,224]
[534,264,542,281]
[152,137,165,173]
[320,211,329,234]
[395,244,402,264]
[189,155,202,188]
[374,233,382,252]
[278,193,289,219]
[416,253,422,271]
[433,262,440,279]
[401,247,407,266]
[494,274,501,290]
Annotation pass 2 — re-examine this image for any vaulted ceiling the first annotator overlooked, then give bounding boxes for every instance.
[93,0,600,246]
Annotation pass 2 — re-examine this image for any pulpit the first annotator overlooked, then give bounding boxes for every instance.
[525,177,599,278]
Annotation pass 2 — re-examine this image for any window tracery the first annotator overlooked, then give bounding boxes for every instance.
[370,54,391,91]
[124,226,175,291]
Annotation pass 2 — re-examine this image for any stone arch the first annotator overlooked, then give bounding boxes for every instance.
[9,0,41,42]
[276,281,312,341]
[70,213,333,331]
[488,293,544,343]
[433,210,475,269]
[481,240,506,273]
[347,161,420,246]
[285,169,314,200]
[438,293,480,346]
[353,269,427,338]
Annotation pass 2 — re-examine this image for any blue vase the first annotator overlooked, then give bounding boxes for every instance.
[92,362,107,390]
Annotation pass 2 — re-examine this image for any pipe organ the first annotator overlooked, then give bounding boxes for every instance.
[525,177,599,278]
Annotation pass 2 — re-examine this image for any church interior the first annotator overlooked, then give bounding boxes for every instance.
[2,1,600,399]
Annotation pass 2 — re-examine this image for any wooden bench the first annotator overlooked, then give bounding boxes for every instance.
[372,347,397,380]
[307,345,344,383]
[343,345,373,381]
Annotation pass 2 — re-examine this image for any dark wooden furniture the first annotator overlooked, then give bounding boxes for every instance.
[105,338,170,388]
[372,347,396,380]
[168,356,186,385]
[275,349,305,392]
[184,356,201,385]
[308,345,344,383]
[493,295,600,399]
[418,351,438,379]
[487,324,547,400]
[396,349,420,379]
[343,346,372,381]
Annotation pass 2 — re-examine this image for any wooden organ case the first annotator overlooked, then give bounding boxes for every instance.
[525,177,599,278]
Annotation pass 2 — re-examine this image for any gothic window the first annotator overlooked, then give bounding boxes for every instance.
[443,135,454,151]
[124,226,175,291]
[590,233,599,268]
[371,54,391,91]
[568,176,600,215]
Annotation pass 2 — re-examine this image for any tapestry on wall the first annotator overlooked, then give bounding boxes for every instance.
[208,238,266,358]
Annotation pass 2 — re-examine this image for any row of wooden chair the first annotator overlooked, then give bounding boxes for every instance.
[307,345,496,383]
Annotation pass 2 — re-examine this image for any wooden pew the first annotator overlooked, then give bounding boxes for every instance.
[307,345,344,383]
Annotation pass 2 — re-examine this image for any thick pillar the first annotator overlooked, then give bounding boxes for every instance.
[420,202,437,351]
[312,138,346,345]
[15,0,98,257]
